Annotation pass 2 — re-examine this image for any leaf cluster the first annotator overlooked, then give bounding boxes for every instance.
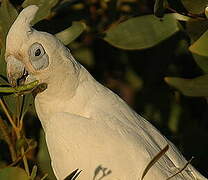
[0,0,208,179]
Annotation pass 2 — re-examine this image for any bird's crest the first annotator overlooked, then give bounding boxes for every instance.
[6,5,39,54]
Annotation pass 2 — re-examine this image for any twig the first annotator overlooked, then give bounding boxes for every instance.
[0,116,17,161]
[15,129,30,176]
[0,80,39,93]
[7,143,36,167]
[21,147,30,176]
[0,98,17,131]
[166,157,194,180]
[167,6,206,20]
[141,145,169,180]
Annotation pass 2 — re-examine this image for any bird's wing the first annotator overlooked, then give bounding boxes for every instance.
[44,111,196,180]
[86,90,202,180]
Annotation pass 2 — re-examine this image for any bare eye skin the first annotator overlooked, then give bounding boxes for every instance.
[29,43,49,70]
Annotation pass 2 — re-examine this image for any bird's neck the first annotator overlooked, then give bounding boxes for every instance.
[34,66,97,128]
[38,63,80,99]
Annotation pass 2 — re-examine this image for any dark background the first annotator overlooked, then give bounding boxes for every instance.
[1,0,208,178]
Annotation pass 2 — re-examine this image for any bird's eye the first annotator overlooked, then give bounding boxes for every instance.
[29,43,49,70]
[35,48,41,56]
[30,43,45,58]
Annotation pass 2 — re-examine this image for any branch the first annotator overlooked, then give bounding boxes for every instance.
[0,116,17,161]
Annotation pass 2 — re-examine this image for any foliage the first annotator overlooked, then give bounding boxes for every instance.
[104,14,180,50]
[0,0,208,179]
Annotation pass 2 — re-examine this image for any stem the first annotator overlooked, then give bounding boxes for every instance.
[16,130,30,176]
[0,116,17,161]
[16,96,21,128]
[17,96,30,176]
[8,143,35,167]
[0,80,39,93]
[166,157,194,180]
[21,147,30,176]
[167,6,206,20]
[0,98,17,131]
[0,98,30,175]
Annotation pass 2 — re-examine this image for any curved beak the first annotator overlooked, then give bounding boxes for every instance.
[6,55,26,87]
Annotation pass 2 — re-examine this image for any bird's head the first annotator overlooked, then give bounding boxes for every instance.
[5,5,79,87]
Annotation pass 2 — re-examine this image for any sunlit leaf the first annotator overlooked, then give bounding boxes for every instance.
[173,13,191,21]
[205,6,208,18]
[0,167,29,180]
[104,14,180,50]
[165,75,208,97]
[55,22,86,45]
[189,29,208,57]
[181,0,207,14]
[22,0,59,24]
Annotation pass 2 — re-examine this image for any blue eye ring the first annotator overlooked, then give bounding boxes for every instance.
[28,42,49,70]
[29,43,45,59]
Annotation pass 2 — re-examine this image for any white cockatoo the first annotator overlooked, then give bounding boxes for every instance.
[5,5,207,180]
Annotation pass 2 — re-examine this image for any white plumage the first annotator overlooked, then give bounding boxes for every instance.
[5,5,207,180]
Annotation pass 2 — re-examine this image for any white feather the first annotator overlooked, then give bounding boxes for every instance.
[6,5,207,180]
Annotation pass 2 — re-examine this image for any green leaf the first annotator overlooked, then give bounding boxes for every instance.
[0,48,6,78]
[0,167,29,180]
[55,22,86,45]
[186,19,208,43]
[189,29,208,57]
[2,95,18,115]
[173,13,191,21]
[181,0,207,14]
[103,14,180,50]
[0,80,39,94]
[0,0,18,77]
[165,75,208,97]
[205,7,208,18]
[0,0,18,42]
[192,53,208,73]
[22,0,59,24]
[21,93,34,119]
